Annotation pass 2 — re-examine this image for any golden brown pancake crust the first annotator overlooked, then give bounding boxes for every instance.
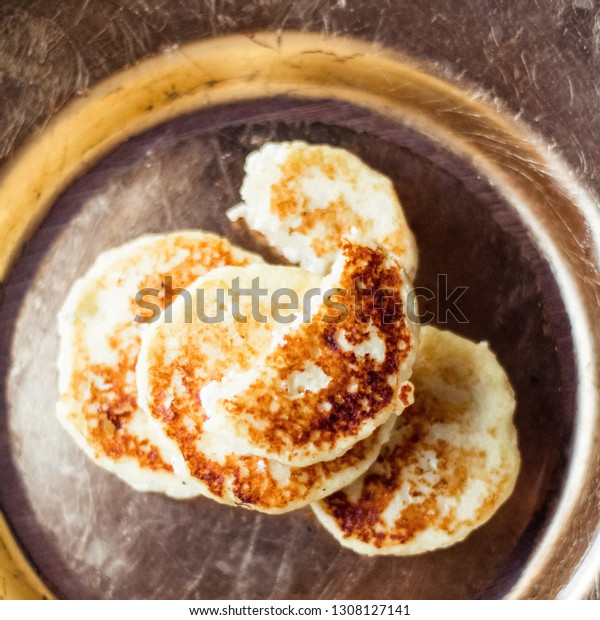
[59,232,258,475]
[312,326,520,554]
[270,148,362,261]
[232,141,418,279]
[139,265,393,512]
[146,330,390,510]
[212,238,416,465]
[74,331,170,472]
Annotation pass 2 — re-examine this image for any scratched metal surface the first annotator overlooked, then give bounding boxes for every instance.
[0,0,599,600]
[0,96,574,600]
[1,0,600,183]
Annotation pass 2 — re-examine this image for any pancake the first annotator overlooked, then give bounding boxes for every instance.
[312,326,520,555]
[57,231,262,498]
[137,263,397,512]
[201,235,419,468]
[227,141,418,279]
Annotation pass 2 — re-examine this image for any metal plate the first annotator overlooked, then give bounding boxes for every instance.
[0,3,599,599]
[0,95,577,598]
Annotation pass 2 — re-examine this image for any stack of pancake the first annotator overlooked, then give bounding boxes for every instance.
[57,142,520,555]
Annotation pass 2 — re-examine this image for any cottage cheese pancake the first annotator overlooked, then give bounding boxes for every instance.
[312,326,520,555]
[137,264,397,512]
[57,231,262,497]
[227,141,418,279]
[201,236,418,468]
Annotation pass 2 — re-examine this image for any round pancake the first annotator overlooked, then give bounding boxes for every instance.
[137,264,397,513]
[57,231,262,498]
[312,325,520,555]
[227,141,418,279]
[201,236,419,468]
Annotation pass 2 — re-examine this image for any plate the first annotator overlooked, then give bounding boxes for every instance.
[0,35,597,599]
